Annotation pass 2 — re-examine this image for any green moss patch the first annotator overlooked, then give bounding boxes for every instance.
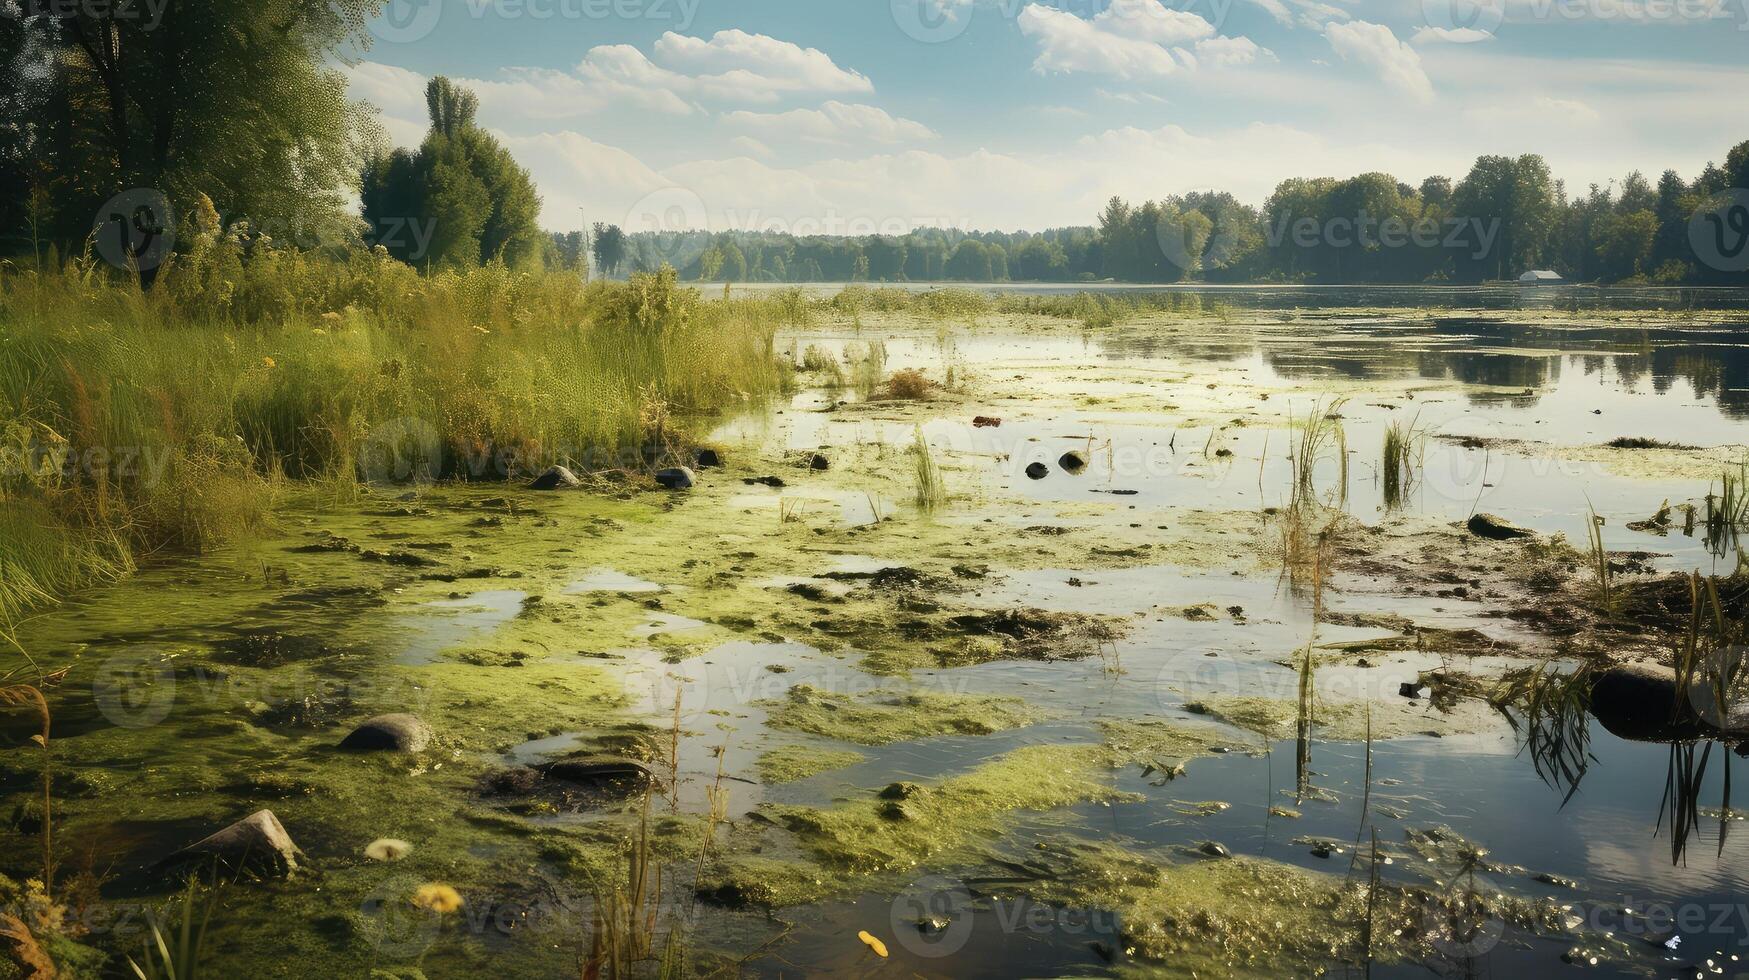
[755,745,866,784]
[758,684,1044,745]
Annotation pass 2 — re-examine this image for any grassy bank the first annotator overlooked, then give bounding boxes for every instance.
[0,238,791,632]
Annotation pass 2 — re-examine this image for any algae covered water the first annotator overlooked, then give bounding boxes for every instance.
[5,287,1749,978]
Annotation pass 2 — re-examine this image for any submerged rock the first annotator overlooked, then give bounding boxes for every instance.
[1466,512,1534,540]
[695,447,722,468]
[527,465,582,490]
[537,756,652,787]
[1588,662,1747,740]
[1059,450,1088,473]
[1025,462,1049,480]
[1197,840,1232,858]
[654,466,696,490]
[338,713,432,752]
[162,809,301,876]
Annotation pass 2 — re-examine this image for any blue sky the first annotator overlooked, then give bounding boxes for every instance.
[342,0,1749,232]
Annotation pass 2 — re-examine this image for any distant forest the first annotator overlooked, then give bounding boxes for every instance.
[571,142,1749,287]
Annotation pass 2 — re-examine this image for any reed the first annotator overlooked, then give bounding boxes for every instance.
[911,425,947,511]
[0,256,786,624]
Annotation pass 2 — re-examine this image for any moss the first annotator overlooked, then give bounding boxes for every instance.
[755,745,866,784]
[1181,694,1485,741]
[758,684,1044,745]
[698,856,834,908]
[765,744,1126,875]
[1026,842,1361,977]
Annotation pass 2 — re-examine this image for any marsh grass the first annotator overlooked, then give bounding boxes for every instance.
[1491,665,1595,806]
[1703,460,1748,560]
[128,874,218,980]
[1380,417,1421,510]
[1584,504,1615,613]
[1279,399,1348,582]
[911,425,948,511]
[0,254,785,624]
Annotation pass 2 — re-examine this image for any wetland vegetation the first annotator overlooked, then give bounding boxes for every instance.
[5,4,1749,978]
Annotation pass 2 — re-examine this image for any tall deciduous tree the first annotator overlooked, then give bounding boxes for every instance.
[4,0,386,272]
[360,77,544,268]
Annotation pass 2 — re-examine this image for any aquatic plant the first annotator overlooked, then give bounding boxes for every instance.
[1703,459,1748,560]
[1380,417,1421,510]
[911,425,948,511]
[1490,664,1595,806]
[845,339,888,401]
[1583,504,1615,613]
[128,875,217,980]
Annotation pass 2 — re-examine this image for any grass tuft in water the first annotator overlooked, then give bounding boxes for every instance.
[910,425,948,512]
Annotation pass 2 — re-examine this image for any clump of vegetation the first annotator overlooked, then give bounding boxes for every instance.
[1584,504,1615,612]
[799,343,840,374]
[755,745,866,784]
[844,339,888,400]
[1606,436,1697,450]
[910,425,948,511]
[881,368,934,400]
[1381,417,1421,510]
[757,685,1042,745]
[0,258,785,626]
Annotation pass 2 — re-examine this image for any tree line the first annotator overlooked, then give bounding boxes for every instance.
[599,143,1749,286]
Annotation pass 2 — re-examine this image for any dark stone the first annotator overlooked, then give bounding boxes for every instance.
[1025,462,1049,480]
[527,465,582,490]
[879,781,924,800]
[807,453,830,471]
[1398,682,1425,700]
[1198,840,1231,858]
[1466,512,1534,540]
[1584,662,1748,740]
[1059,450,1088,473]
[338,713,432,752]
[537,756,652,787]
[744,475,786,488]
[161,809,301,876]
[654,466,696,490]
[695,448,722,468]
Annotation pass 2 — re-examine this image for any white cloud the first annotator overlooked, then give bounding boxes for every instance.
[1017,0,1266,80]
[650,29,873,101]
[1242,0,1352,29]
[1411,26,1497,43]
[729,136,775,159]
[723,101,937,145]
[1326,21,1434,103]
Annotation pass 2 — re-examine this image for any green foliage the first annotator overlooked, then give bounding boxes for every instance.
[3,0,385,264]
[360,78,545,269]
[0,253,783,624]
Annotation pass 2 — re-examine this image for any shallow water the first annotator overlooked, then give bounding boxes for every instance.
[6,291,1749,978]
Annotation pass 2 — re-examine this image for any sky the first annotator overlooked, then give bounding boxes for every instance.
[340,0,1749,234]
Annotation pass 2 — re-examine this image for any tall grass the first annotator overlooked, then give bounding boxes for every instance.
[911,425,948,511]
[1279,398,1348,581]
[1380,418,1419,510]
[1583,504,1614,613]
[1,247,786,626]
